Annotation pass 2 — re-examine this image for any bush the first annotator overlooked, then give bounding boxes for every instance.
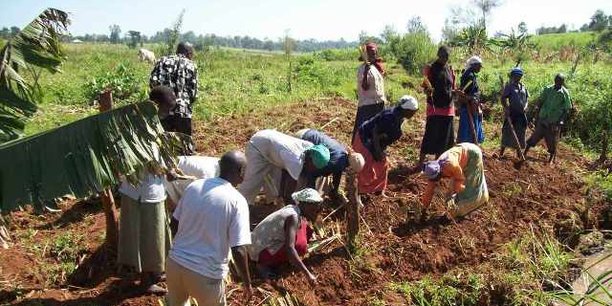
[84,62,144,103]
[293,56,339,87]
[314,48,358,61]
[388,32,437,75]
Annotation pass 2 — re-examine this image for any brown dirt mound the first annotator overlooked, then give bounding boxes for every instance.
[1,98,608,305]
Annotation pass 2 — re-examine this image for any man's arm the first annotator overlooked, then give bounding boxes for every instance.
[228,199,254,301]
[230,245,252,300]
[149,61,162,89]
[170,216,179,237]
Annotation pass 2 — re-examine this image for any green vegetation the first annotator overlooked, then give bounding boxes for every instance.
[388,230,579,305]
[531,32,598,51]
[0,8,69,142]
[26,43,413,135]
[25,34,612,159]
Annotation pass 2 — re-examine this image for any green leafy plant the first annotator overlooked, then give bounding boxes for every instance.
[0,102,180,212]
[84,62,143,103]
[388,32,437,74]
[0,8,70,142]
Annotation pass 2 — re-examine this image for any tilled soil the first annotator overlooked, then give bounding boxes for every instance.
[1,98,608,306]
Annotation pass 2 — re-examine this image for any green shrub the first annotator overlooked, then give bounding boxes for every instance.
[84,62,145,103]
[388,32,437,75]
[314,48,359,61]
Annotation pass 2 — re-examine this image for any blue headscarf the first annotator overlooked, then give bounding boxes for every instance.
[510,67,523,76]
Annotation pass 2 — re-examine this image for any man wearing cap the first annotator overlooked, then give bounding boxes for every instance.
[149,42,198,135]
[239,129,330,206]
[524,73,572,164]
[248,188,324,285]
[352,95,419,195]
[457,56,485,144]
[294,129,365,199]
[500,67,529,158]
[418,46,457,168]
[353,42,387,141]
[421,142,488,220]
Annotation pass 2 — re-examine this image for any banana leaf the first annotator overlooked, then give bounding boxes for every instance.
[0,102,178,212]
[0,8,69,142]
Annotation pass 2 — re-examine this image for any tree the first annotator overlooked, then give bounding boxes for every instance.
[380,25,398,44]
[389,31,437,74]
[518,21,528,35]
[441,18,461,42]
[471,0,503,28]
[0,8,69,142]
[9,26,20,37]
[181,30,196,44]
[588,9,610,32]
[126,30,141,48]
[406,16,428,34]
[358,30,382,45]
[263,39,274,52]
[165,9,185,55]
[0,7,69,247]
[109,24,121,44]
[452,24,490,52]
[0,27,9,39]
[283,30,295,92]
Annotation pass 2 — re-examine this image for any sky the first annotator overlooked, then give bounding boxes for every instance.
[1,0,611,42]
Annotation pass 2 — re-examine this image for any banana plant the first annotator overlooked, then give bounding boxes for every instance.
[0,8,70,143]
[0,9,181,216]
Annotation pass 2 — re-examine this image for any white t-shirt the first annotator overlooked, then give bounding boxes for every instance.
[250,129,313,180]
[164,156,220,204]
[169,177,251,279]
[357,63,386,107]
[119,173,166,203]
[118,144,166,203]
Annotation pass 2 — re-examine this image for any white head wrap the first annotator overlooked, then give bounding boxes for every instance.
[398,95,418,111]
[292,188,323,204]
[465,55,483,69]
[348,152,365,173]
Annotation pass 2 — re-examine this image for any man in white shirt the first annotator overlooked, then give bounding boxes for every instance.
[163,155,220,211]
[166,150,252,306]
[238,129,331,206]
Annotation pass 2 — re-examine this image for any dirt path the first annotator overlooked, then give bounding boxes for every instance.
[1,98,608,305]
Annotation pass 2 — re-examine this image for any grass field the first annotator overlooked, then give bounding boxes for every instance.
[27,40,611,153]
[531,31,599,51]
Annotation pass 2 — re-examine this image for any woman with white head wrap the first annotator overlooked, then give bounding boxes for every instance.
[457,55,485,144]
[352,95,419,195]
[249,188,323,285]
